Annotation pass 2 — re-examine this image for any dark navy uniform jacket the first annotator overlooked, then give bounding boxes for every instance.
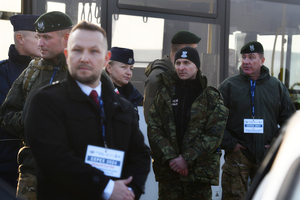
[0,44,32,173]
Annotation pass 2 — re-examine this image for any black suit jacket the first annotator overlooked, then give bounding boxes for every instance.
[24,72,150,200]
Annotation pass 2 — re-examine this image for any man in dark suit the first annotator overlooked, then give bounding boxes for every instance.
[24,20,150,200]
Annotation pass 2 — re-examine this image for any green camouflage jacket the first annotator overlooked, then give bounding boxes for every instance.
[147,71,228,185]
[0,53,68,174]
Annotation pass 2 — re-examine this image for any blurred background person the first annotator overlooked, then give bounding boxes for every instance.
[0,11,73,200]
[143,31,201,124]
[148,46,228,199]
[0,14,39,193]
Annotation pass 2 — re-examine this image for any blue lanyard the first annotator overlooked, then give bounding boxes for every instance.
[250,79,256,118]
[99,95,107,148]
[49,70,57,84]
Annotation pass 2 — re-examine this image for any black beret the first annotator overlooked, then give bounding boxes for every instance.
[171,31,201,44]
[174,46,200,69]
[10,14,39,32]
[240,41,264,54]
[34,11,73,33]
[110,47,135,65]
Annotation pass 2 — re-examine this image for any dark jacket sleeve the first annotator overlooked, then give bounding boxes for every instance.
[0,70,26,137]
[0,64,9,106]
[147,91,178,165]
[120,113,150,199]
[278,81,296,130]
[218,82,238,152]
[143,68,165,125]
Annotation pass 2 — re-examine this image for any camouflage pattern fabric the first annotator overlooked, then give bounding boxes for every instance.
[221,150,259,200]
[16,173,36,200]
[148,71,228,190]
[159,179,212,200]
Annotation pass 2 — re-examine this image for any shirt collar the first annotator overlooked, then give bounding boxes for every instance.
[75,80,102,97]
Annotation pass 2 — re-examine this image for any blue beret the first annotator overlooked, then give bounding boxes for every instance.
[175,46,200,69]
[34,11,73,33]
[171,31,201,44]
[110,47,135,65]
[240,41,264,54]
[10,14,39,32]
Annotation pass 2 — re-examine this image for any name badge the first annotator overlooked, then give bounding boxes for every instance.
[244,119,264,134]
[85,145,124,178]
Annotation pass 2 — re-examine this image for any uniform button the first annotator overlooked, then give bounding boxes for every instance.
[93,176,100,182]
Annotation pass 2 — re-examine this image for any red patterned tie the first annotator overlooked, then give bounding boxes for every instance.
[89,90,99,106]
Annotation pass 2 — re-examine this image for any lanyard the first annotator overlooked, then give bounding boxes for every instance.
[99,95,107,149]
[250,79,256,118]
[49,70,58,84]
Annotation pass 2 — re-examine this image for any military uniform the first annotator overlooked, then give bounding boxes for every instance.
[0,53,68,199]
[143,55,174,124]
[0,11,73,200]
[0,14,39,191]
[0,45,32,191]
[114,82,143,122]
[148,69,228,199]
[107,47,144,122]
[143,31,201,125]
[218,41,296,200]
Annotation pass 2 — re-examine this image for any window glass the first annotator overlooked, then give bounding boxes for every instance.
[0,0,21,60]
[111,14,164,68]
[47,2,66,12]
[111,14,221,87]
[229,0,300,109]
[1,0,21,12]
[0,20,14,60]
[77,2,101,25]
[117,0,217,17]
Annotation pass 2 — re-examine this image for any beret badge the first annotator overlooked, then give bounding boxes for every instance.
[37,21,45,32]
[181,51,188,58]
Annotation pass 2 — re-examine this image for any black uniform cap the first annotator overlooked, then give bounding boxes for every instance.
[34,11,73,33]
[10,14,39,32]
[171,31,201,44]
[240,41,264,54]
[110,47,135,65]
[174,46,200,69]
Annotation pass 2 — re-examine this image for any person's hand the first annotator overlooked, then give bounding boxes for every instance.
[233,143,246,152]
[169,155,188,173]
[178,168,189,177]
[109,176,135,200]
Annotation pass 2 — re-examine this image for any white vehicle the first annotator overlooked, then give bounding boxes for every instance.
[246,112,300,200]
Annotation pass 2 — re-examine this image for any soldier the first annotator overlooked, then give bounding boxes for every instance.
[0,11,73,200]
[147,46,228,199]
[218,41,296,200]
[143,31,201,124]
[0,14,40,193]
